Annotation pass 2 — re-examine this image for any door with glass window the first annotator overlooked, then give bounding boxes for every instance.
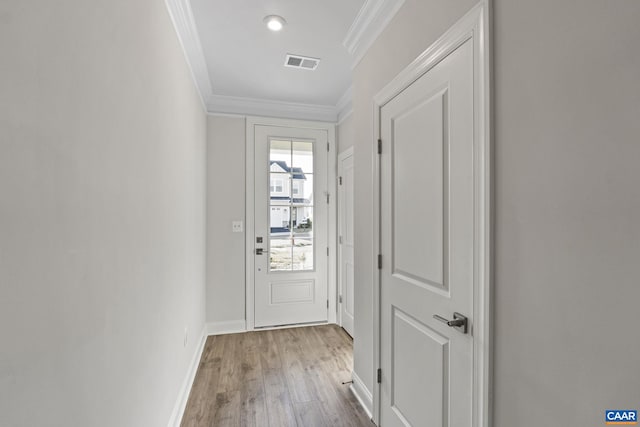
[254,125,328,327]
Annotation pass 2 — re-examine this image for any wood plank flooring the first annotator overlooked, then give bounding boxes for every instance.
[180,325,372,427]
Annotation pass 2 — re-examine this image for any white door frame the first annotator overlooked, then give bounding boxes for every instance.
[337,146,355,333]
[371,3,492,425]
[245,116,337,330]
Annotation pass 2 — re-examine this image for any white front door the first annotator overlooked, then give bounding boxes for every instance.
[338,148,355,337]
[254,125,328,328]
[379,37,475,426]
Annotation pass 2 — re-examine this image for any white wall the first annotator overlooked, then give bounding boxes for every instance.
[351,0,640,424]
[206,116,247,328]
[0,0,207,426]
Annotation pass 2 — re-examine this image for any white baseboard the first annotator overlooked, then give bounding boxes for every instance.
[167,325,207,427]
[350,370,373,419]
[206,320,247,336]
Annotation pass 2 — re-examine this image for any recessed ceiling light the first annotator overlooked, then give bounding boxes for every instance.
[264,15,286,32]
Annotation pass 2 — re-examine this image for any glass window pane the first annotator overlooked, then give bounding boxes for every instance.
[291,174,313,204]
[269,205,292,231]
[292,206,313,231]
[267,138,314,272]
[270,225,292,271]
[270,172,290,198]
[293,236,313,270]
[293,204,313,271]
[270,139,291,162]
[292,140,313,174]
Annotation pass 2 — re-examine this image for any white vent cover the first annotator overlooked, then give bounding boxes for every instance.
[284,54,320,71]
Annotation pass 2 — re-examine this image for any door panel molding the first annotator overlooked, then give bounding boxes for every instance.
[372,2,492,426]
[245,116,337,330]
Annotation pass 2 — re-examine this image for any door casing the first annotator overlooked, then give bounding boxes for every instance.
[371,3,492,425]
[245,116,337,330]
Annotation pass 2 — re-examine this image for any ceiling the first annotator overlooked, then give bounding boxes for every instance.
[190,0,365,107]
[165,0,406,120]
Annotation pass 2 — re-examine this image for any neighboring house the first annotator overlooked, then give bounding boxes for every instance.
[269,160,312,230]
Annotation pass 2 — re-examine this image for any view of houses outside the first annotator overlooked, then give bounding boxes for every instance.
[269,140,314,271]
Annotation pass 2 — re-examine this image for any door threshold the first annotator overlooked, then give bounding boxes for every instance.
[253,320,329,331]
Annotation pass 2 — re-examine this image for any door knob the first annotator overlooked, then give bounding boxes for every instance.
[433,312,468,334]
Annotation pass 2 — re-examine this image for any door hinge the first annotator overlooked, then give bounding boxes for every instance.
[327,247,329,256]
[326,192,330,204]
[339,295,343,303]
[327,142,330,152]
[327,300,329,309]
[377,138,382,154]
[377,368,382,384]
[339,235,343,244]
[339,176,343,185]
[377,254,382,269]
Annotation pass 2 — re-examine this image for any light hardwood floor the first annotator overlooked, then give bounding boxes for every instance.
[180,325,372,427]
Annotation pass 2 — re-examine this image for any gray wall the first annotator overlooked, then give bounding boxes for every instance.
[352,0,640,424]
[0,0,207,425]
[206,116,247,326]
[493,0,640,425]
[338,114,355,154]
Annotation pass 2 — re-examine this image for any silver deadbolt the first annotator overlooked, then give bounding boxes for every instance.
[433,312,468,334]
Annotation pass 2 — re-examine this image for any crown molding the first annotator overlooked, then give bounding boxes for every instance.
[207,94,338,122]
[343,0,406,69]
[336,86,353,124]
[164,0,355,122]
[164,0,213,110]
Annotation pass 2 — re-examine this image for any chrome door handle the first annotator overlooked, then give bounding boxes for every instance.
[433,312,468,334]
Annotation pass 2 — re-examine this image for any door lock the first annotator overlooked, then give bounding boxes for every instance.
[433,312,468,334]
[255,248,264,255]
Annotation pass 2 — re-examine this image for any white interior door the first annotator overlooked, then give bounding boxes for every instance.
[254,125,328,328]
[338,148,355,337]
[379,38,475,426]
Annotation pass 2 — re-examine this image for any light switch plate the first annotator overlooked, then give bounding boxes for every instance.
[232,221,243,233]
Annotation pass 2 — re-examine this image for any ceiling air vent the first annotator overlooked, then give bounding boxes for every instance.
[284,54,320,71]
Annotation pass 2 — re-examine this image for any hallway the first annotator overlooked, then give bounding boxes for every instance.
[180,325,371,426]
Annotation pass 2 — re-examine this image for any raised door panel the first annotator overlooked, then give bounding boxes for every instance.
[391,308,449,427]
[392,89,449,293]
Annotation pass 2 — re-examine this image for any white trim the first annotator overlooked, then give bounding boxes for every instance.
[343,0,406,69]
[350,371,373,419]
[206,320,247,336]
[336,86,354,124]
[166,325,207,427]
[206,111,248,119]
[245,116,338,331]
[253,321,330,332]
[337,146,355,331]
[246,117,256,330]
[327,125,338,326]
[163,0,212,111]
[337,108,353,126]
[371,92,382,425]
[208,94,338,123]
[371,2,492,426]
